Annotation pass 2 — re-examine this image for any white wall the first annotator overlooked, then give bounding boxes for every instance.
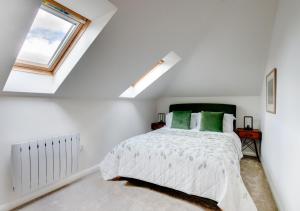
[261,0,300,210]
[0,96,156,206]
[157,96,261,129]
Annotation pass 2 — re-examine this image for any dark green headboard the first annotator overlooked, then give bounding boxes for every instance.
[169,103,237,129]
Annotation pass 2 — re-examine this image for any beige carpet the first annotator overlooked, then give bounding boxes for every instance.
[15,158,277,211]
[240,158,278,211]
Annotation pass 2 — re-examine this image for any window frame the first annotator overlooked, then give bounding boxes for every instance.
[132,59,165,87]
[13,0,90,75]
[119,51,181,98]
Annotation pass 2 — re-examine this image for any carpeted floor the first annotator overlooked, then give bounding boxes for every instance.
[15,157,277,211]
[240,158,278,211]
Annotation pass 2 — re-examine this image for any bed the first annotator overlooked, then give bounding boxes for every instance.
[100,104,257,211]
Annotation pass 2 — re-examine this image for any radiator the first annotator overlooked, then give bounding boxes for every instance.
[11,134,80,194]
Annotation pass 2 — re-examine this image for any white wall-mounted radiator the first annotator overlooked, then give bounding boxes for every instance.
[11,134,80,194]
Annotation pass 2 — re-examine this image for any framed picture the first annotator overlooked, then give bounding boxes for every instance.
[158,113,166,123]
[244,116,253,130]
[266,68,277,114]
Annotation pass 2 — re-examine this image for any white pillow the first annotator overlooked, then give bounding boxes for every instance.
[223,114,236,132]
[165,112,201,129]
[165,112,173,128]
[190,113,201,130]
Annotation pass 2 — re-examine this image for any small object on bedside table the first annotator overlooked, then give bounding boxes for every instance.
[151,122,166,130]
[244,116,253,130]
[235,128,262,162]
[157,113,166,123]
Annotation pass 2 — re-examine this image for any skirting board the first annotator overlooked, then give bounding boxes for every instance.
[261,158,283,211]
[0,165,100,211]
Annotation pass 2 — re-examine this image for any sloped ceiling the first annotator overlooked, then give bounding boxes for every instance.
[0,0,40,94]
[0,0,277,99]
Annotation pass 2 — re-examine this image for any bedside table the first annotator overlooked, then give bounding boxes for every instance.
[235,128,262,162]
[151,122,166,130]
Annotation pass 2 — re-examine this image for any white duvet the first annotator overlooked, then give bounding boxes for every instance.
[100,128,257,211]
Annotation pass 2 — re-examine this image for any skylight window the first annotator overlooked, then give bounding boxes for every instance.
[4,0,117,94]
[14,0,90,75]
[120,51,181,98]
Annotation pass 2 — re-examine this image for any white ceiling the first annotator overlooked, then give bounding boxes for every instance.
[0,0,41,95]
[0,0,277,99]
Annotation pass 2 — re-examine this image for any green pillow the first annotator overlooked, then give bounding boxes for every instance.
[171,111,192,129]
[200,112,224,132]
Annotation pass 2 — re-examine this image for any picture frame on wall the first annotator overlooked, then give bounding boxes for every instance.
[266,68,277,114]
